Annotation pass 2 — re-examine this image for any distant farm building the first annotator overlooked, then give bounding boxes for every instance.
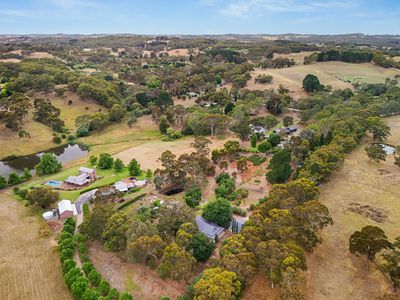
[195,216,225,239]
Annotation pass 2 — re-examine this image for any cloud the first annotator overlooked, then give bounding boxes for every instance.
[202,0,357,17]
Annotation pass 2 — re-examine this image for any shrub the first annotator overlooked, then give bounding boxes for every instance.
[61,133,67,139]
[7,172,21,185]
[184,186,202,208]
[99,280,111,296]
[67,134,76,141]
[108,288,120,300]
[83,203,90,218]
[60,248,74,262]
[232,206,247,216]
[53,136,62,144]
[247,154,266,166]
[71,276,89,299]
[119,292,134,300]
[0,176,7,189]
[62,259,77,274]
[77,125,90,137]
[63,224,75,235]
[82,262,94,276]
[88,269,102,286]
[60,231,73,242]
[257,141,272,153]
[21,168,32,180]
[65,267,82,287]
[82,288,100,300]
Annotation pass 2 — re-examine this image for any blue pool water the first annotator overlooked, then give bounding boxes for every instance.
[47,180,61,187]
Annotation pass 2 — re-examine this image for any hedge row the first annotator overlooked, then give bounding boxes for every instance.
[117,193,147,210]
[59,218,134,300]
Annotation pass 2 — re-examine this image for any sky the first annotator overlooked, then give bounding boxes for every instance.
[0,0,399,35]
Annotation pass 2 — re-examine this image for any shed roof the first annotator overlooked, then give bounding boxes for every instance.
[195,216,225,239]
[79,167,95,174]
[58,199,73,214]
[65,173,89,185]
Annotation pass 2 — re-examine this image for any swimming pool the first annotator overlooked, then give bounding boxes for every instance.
[46,180,61,187]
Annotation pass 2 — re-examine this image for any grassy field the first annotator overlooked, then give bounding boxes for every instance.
[305,115,400,300]
[0,92,160,159]
[247,62,400,99]
[0,189,72,300]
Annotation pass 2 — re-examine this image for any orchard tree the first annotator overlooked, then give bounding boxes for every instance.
[35,153,62,175]
[365,144,387,162]
[349,225,391,261]
[71,276,89,299]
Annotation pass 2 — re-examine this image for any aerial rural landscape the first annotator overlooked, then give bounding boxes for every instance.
[1,1,400,300]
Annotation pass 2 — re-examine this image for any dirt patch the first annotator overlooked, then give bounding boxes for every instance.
[115,136,236,171]
[347,202,387,223]
[89,242,185,300]
[0,189,72,300]
[27,51,55,59]
[0,58,21,63]
[242,273,279,300]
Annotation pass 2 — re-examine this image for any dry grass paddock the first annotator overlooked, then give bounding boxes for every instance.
[247,62,400,99]
[0,190,72,300]
[305,115,400,300]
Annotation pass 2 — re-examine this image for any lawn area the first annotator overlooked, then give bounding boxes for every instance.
[20,165,140,201]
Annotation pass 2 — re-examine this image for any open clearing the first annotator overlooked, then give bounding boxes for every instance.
[89,242,185,300]
[0,190,71,300]
[305,115,400,300]
[247,62,400,99]
[115,135,235,171]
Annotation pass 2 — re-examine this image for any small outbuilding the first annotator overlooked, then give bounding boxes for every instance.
[134,180,147,188]
[57,200,76,218]
[114,181,128,192]
[195,216,225,239]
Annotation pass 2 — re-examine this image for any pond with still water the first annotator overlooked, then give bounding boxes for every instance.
[0,144,88,177]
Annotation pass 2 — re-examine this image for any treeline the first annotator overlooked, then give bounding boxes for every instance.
[59,218,134,300]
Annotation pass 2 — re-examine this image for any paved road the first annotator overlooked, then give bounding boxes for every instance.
[74,189,97,227]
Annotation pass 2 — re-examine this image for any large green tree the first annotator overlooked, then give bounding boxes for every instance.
[202,198,232,228]
[349,225,392,261]
[267,149,292,183]
[35,153,62,175]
